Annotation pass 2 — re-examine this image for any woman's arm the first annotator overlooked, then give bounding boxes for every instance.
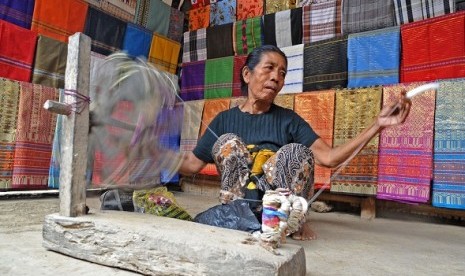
[310,92,411,168]
[178,151,207,176]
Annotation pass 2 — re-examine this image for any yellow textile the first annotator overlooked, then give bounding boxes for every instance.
[148,33,181,74]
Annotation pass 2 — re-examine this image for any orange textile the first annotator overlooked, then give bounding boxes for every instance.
[198,98,230,175]
[188,5,210,31]
[148,33,181,74]
[31,0,88,43]
[236,0,264,20]
[294,90,335,190]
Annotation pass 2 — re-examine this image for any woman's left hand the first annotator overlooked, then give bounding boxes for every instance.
[377,90,412,128]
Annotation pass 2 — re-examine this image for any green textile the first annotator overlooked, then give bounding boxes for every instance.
[235,16,262,55]
[204,56,234,99]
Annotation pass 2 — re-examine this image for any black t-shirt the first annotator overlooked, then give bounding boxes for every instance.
[193,104,319,163]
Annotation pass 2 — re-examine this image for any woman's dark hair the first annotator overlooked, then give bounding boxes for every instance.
[240,45,288,94]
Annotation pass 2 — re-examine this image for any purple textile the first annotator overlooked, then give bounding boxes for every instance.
[180,60,205,101]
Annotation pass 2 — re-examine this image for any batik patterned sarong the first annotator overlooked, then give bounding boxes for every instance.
[303,36,348,91]
[0,20,37,82]
[294,90,335,190]
[400,11,465,83]
[280,44,304,94]
[331,87,382,195]
[11,82,58,190]
[302,0,341,44]
[180,60,205,101]
[209,0,236,26]
[377,83,435,203]
[432,80,465,210]
[341,0,395,35]
[0,78,20,190]
[347,26,400,88]
[0,0,35,29]
[31,0,88,43]
[32,35,68,89]
[393,0,455,25]
[204,56,234,99]
[262,7,303,48]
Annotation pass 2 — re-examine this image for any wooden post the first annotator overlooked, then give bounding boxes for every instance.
[59,33,91,217]
[361,197,376,220]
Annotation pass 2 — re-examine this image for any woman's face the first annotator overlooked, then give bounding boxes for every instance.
[243,52,287,104]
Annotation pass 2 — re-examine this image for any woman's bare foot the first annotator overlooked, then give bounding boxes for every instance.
[291,221,316,241]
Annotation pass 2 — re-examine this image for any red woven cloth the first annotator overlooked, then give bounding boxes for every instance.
[232,55,247,97]
[0,20,37,82]
[401,11,465,82]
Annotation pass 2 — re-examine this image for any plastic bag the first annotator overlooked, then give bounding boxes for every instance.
[194,200,261,233]
[100,189,135,212]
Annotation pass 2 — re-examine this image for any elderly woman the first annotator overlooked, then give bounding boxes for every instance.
[179,45,411,240]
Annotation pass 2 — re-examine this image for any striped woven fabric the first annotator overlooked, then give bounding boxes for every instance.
[273,94,294,109]
[294,90,335,189]
[158,105,183,183]
[198,98,230,175]
[401,11,465,83]
[331,87,382,195]
[232,54,247,97]
[188,5,210,31]
[377,83,435,203]
[31,0,88,43]
[280,44,304,94]
[303,36,348,91]
[236,0,264,20]
[206,23,234,59]
[265,0,296,14]
[167,7,185,42]
[204,56,234,99]
[0,78,20,190]
[347,26,400,88]
[48,89,64,189]
[182,28,207,63]
[0,0,34,29]
[180,100,204,153]
[11,82,58,190]
[93,0,136,22]
[0,20,37,82]
[122,23,152,58]
[210,0,236,26]
[148,33,181,74]
[432,80,465,210]
[342,0,395,35]
[393,0,455,25]
[135,0,171,36]
[32,36,67,89]
[84,6,127,56]
[302,0,341,44]
[262,7,303,48]
[180,60,205,101]
[233,16,262,55]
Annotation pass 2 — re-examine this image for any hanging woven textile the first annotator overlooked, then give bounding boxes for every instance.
[0,20,37,82]
[84,6,127,56]
[232,54,247,97]
[432,80,465,210]
[0,0,35,29]
[148,33,181,74]
[273,94,294,110]
[161,0,185,10]
[204,56,234,99]
[331,87,382,195]
[188,5,210,31]
[400,11,465,83]
[190,0,209,10]
[180,100,204,154]
[341,0,395,35]
[182,28,207,63]
[135,0,171,36]
[206,23,234,59]
[121,23,152,59]
[209,0,236,26]
[31,0,88,43]
[262,7,303,48]
[280,44,304,94]
[11,82,58,190]
[236,0,264,21]
[393,0,455,25]
[167,7,185,42]
[158,105,183,183]
[347,26,400,89]
[0,78,20,190]
[377,83,435,203]
[48,89,64,189]
[302,0,341,44]
[94,0,136,22]
[180,60,205,101]
[233,16,262,56]
[294,90,335,190]
[32,35,68,89]
[303,36,348,91]
[265,0,296,14]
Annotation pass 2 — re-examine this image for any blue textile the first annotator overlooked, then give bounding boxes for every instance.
[158,105,183,183]
[0,0,35,29]
[347,26,400,88]
[48,89,64,189]
[122,23,152,59]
